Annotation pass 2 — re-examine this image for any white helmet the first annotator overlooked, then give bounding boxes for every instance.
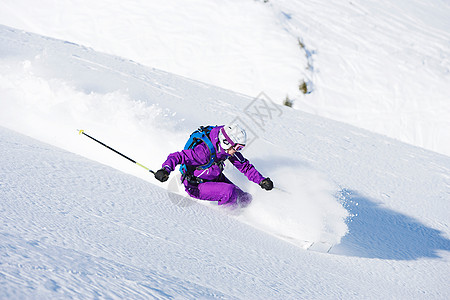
[219,124,247,151]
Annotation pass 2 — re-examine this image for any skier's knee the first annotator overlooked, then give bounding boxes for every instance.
[219,185,237,205]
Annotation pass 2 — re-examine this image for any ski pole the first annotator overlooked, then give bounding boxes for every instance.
[78,129,155,174]
[274,186,290,194]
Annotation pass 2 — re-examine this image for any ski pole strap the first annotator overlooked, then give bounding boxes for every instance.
[78,130,155,174]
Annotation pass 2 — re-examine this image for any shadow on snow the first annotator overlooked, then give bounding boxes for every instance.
[332,189,450,260]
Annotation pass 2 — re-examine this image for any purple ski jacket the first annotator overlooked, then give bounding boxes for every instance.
[161,126,265,185]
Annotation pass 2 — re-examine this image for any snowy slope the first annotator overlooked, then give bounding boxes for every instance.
[1,26,450,299]
[1,0,449,158]
[0,128,232,298]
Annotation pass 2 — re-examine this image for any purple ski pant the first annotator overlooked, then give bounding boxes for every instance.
[184,175,252,207]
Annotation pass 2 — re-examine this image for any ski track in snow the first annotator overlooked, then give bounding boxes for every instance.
[0,25,450,299]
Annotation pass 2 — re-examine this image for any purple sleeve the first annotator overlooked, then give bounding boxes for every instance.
[229,152,265,184]
[162,143,210,172]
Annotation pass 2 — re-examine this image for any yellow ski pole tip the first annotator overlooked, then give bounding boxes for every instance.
[78,129,84,135]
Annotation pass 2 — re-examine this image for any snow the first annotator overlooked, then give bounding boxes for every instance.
[1,0,449,157]
[0,2,449,299]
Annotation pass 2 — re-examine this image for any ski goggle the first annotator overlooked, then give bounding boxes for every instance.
[221,128,245,151]
[232,143,245,151]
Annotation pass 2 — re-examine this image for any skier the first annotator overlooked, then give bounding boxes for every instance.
[154,124,273,207]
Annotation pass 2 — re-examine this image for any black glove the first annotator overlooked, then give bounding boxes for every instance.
[155,168,170,182]
[260,178,273,191]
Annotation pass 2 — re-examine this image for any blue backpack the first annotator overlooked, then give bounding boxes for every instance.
[179,126,217,183]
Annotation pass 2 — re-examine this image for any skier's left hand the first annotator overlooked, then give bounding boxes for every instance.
[260,178,273,191]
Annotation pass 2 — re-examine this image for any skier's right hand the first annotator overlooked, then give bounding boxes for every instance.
[155,168,170,182]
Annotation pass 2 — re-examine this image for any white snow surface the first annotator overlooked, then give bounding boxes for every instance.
[1,0,450,157]
[1,25,450,299]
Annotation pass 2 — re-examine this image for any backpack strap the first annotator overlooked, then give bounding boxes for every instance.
[197,126,216,170]
[179,126,217,184]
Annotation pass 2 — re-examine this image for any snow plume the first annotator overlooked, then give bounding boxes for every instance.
[239,164,349,247]
[0,58,177,182]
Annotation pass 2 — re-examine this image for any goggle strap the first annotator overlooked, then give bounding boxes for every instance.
[221,127,236,147]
